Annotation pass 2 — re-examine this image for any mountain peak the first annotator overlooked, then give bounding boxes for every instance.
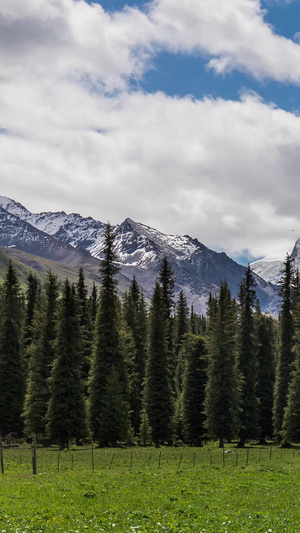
[0,195,279,314]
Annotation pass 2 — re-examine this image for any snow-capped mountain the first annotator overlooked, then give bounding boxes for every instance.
[0,196,279,314]
[0,204,92,265]
[250,250,287,285]
[250,240,300,286]
[0,196,106,254]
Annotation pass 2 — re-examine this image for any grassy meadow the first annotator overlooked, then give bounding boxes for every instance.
[1,445,300,532]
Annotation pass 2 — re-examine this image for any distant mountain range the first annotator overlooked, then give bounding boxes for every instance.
[0,196,280,314]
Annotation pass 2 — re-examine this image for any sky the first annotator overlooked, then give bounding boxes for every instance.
[2,0,300,264]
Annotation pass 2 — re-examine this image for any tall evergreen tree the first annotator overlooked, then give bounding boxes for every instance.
[123,277,148,434]
[47,280,88,448]
[181,334,207,446]
[76,268,93,393]
[282,300,300,443]
[0,262,25,437]
[175,289,189,361]
[89,282,98,325]
[159,255,175,316]
[143,281,173,446]
[159,255,176,389]
[237,265,259,447]
[23,270,60,441]
[89,223,130,446]
[173,289,189,439]
[24,272,39,356]
[189,305,198,335]
[205,282,240,447]
[255,305,276,442]
[273,254,295,440]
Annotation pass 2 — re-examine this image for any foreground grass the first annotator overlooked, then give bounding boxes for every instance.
[1,446,300,532]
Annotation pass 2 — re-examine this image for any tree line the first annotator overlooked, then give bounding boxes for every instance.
[0,224,299,448]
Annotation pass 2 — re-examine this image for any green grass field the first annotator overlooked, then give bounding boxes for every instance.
[1,445,300,532]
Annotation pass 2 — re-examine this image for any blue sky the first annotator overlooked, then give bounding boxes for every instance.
[90,0,300,114]
[1,0,300,265]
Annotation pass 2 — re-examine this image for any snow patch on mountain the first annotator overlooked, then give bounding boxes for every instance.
[0,196,106,255]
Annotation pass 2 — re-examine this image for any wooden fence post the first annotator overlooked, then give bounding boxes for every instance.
[91,445,94,471]
[109,453,115,470]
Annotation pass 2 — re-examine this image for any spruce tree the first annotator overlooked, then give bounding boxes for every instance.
[143,281,173,446]
[24,272,39,356]
[0,262,25,437]
[175,289,189,362]
[123,277,148,434]
[237,265,259,447]
[159,255,175,316]
[282,300,300,443]
[159,255,176,389]
[189,305,198,335]
[89,282,98,325]
[273,254,295,440]
[47,280,88,448]
[76,268,93,393]
[23,270,60,441]
[255,305,276,442]
[181,334,207,446]
[173,289,189,439]
[205,282,240,447]
[89,223,130,446]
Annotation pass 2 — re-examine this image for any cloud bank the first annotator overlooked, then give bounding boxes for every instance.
[1,0,300,261]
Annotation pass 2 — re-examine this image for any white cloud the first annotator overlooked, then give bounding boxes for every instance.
[2,0,300,89]
[2,83,300,259]
[2,0,300,261]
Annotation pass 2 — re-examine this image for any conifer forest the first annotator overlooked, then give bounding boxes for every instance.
[0,223,299,450]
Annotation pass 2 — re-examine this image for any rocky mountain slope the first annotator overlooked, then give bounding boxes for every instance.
[0,196,279,314]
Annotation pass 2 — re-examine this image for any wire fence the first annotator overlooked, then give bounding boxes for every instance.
[1,444,299,476]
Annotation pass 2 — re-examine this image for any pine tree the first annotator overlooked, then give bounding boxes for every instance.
[143,281,173,446]
[282,300,300,443]
[255,305,276,442]
[0,262,25,437]
[76,268,93,393]
[24,272,39,356]
[89,282,98,325]
[89,223,130,446]
[237,265,259,447]
[273,254,295,440]
[205,282,240,447]
[181,334,207,446]
[47,280,88,448]
[159,255,175,316]
[158,255,176,389]
[189,305,198,335]
[175,289,189,361]
[173,289,189,439]
[99,366,130,447]
[122,277,148,434]
[23,270,60,441]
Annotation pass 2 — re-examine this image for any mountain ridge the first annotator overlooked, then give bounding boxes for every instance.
[0,195,279,314]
